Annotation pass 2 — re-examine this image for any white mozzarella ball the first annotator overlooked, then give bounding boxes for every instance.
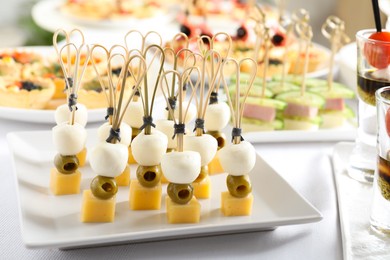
[122,99,144,128]
[183,134,217,166]
[97,122,132,146]
[164,101,197,124]
[205,102,231,131]
[161,151,201,184]
[131,129,168,166]
[54,103,88,127]
[89,142,128,177]
[218,141,256,176]
[52,122,87,155]
[155,119,177,149]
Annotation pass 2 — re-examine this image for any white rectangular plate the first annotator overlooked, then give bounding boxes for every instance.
[7,129,322,249]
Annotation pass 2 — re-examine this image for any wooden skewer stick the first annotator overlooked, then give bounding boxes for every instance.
[321,16,350,91]
[295,21,313,97]
[292,9,310,76]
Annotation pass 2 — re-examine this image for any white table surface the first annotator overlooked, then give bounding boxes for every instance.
[0,117,343,259]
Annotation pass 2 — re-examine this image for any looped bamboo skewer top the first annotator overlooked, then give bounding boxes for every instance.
[192,49,223,136]
[250,5,267,64]
[221,57,257,144]
[105,54,147,144]
[295,20,313,96]
[138,44,166,135]
[124,30,163,55]
[321,16,350,91]
[160,67,201,152]
[90,44,131,123]
[53,29,90,125]
[291,8,310,76]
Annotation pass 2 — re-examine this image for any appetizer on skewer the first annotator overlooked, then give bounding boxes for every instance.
[122,30,163,165]
[182,49,220,199]
[50,29,89,195]
[316,15,353,128]
[81,54,146,222]
[129,44,168,210]
[160,67,202,224]
[202,33,232,175]
[90,44,137,186]
[219,57,257,216]
[274,21,325,130]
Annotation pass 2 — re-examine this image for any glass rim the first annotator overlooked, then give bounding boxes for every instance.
[356,29,390,44]
[376,86,390,105]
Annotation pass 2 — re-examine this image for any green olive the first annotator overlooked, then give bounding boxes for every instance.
[194,165,208,182]
[90,175,118,200]
[54,153,79,174]
[136,165,162,187]
[167,183,193,204]
[207,131,226,150]
[226,174,252,198]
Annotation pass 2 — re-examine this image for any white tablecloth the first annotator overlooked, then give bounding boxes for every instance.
[0,117,343,259]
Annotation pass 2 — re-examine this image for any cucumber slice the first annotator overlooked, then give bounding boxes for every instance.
[228,84,273,98]
[275,90,326,108]
[241,117,284,131]
[230,73,264,86]
[272,74,301,83]
[245,96,287,110]
[266,81,300,95]
[320,105,355,119]
[309,83,355,99]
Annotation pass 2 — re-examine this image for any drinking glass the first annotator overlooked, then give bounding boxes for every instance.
[370,86,390,233]
[349,29,390,183]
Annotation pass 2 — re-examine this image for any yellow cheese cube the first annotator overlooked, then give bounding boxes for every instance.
[192,175,211,199]
[208,155,224,175]
[50,168,81,195]
[166,196,201,224]
[129,180,162,210]
[81,190,116,222]
[115,164,131,186]
[221,191,253,216]
[76,147,87,167]
[128,146,137,164]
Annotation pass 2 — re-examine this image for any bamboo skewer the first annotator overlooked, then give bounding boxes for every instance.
[220,58,257,145]
[321,16,350,91]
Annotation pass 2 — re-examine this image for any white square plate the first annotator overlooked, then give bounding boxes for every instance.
[7,129,322,249]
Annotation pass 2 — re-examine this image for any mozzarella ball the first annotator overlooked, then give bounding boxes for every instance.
[52,122,87,155]
[204,102,231,131]
[164,101,197,124]
[89,142,128,177]
[155,119,177,149]
[183,134,217,166]
[97,122,132,146]
[161,151,201,184]
[55,103,88,127]
[218,141,256,176]
[122,99,144,128]
[131,129,168,166]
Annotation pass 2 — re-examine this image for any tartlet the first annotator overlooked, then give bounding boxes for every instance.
[0,77,55,109]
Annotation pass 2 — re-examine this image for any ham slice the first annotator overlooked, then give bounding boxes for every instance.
[324,98,344,111]
[243,103,276,122]
[284,103,318,118]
